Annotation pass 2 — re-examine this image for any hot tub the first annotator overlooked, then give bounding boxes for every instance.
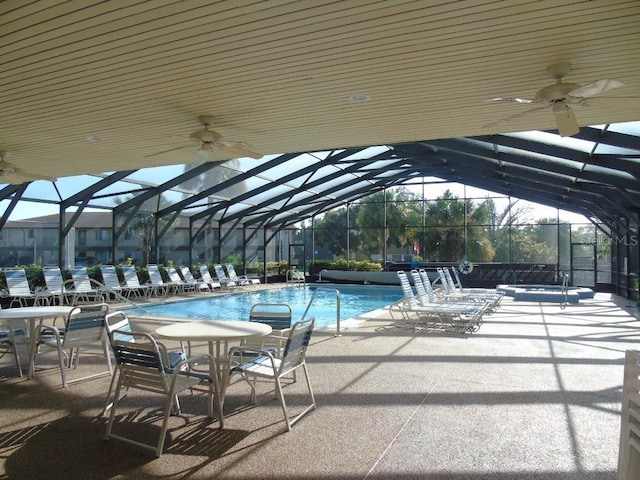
[496,284,595,303]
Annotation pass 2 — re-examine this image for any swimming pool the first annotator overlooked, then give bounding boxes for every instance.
[125,284,404,328]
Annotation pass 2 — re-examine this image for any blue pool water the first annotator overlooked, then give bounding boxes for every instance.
[126,284,403,328]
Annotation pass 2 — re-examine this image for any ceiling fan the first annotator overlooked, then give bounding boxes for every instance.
[147,115,262,162]
[0,151,57,184]
[485,62,636,136]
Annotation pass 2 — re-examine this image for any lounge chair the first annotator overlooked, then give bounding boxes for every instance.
[42,267,67,305]
[286,268,305,285]
[225,264,250,287]
[391,271,487,332]
[68,266,107,304]
[0,318,28,376]
[436,267,503,312]
[223,317,316,431]
[199,265,222,290]
[98,265,129,301]
[146,264,171,296]
[213,264,236,289]
[165,267,193,294]
[3,267,51,307]
[120,265,152,300]
[180,266,211,292]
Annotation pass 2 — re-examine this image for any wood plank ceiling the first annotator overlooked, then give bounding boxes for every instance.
[1,0,639,182]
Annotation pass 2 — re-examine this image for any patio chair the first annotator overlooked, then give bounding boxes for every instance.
[180,266,211,292]
[104,329,223,457]
[225,264,251,286]
[68,266,108,304]
[42,266,67,305]
[233,303,294,362]
[392,271,487,332]
[0,318,28,376]
[223,317,316,431]
[3,267,51,307]
[102,311,186,415]
[199,265,222,290]
[214,264,236,289]
[31,303,113,387]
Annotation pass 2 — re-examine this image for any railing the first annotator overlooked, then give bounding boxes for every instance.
[560,273,570,309]
[301,286,342,336]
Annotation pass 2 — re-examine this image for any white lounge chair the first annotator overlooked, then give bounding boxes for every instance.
[199,265,221,290]
[3,267,51,307]
[68,266,107,304]
[213,264,236,289]
[165,267,193,294]
[180,266,211,292]
[120,265,152,300]
[146,264,171,296]
[42,267,67,305]
[225,264,252,287]
[391,271,487,332]
[436,267,503,312]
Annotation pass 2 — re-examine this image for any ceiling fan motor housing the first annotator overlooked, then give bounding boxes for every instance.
[190,129,222,143]
[534,82,582,103]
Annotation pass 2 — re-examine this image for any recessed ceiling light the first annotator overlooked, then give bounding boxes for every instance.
[349,93,370,103]
[86,134,104,142]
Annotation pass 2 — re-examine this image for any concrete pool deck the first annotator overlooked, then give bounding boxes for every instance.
[0,285,637,479]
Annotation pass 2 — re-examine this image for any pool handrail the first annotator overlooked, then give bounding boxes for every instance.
[301,287,341,337]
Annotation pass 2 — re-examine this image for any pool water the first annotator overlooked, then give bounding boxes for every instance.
[126,284,404,328]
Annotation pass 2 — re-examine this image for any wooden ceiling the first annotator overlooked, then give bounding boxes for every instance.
[1,0,639,181]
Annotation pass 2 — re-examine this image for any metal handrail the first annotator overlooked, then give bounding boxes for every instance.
[301,286,342,336]
[560,273,569,309]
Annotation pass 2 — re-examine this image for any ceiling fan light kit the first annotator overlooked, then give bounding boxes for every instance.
[485,62,629,137]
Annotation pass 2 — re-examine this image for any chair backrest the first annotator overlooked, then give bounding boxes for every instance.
[43,267,65,294]
[436,268,454,294]
[450,267,463,289]
[279,317,315,375]
[180,266,196,283]
[100,265,122,289]
[442,268,457,292]
[396,271,419,309]
[3,268,33,296]
[225,264,240,281]
[147,264,164,286]
[410,270,427,298]
[62,303,109,346]
[121,265,143,287]
[200,265,214,283]
[418,269,437,302]
[105,311,135,343]
[249,303,293,330]
[71,267,97,292]
[166,267,184,284]
[213,264,228,282]
[110,330,170,394]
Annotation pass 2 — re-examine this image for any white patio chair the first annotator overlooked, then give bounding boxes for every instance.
[102,311,186,415]
[0,317,28,376]
[165,267,192,294]
[223,317,316,431]
[31,303,113,387]
[120,265,152,300]
[104,329,223,457]
[225,264,250,287]
[42,266,67,305]
[146,264,171,296]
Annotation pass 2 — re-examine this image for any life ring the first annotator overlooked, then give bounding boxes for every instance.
[459,259,473,274]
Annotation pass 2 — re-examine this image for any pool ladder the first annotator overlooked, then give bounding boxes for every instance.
[301,287,342,336]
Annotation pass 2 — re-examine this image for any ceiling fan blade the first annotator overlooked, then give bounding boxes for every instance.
[483,105,548,129]
[568,79,623,98]
[486,96,535,104]
[218,140,263,159]
[552,102,579,137]
[577,96,640,108]
[144,145,192,158]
